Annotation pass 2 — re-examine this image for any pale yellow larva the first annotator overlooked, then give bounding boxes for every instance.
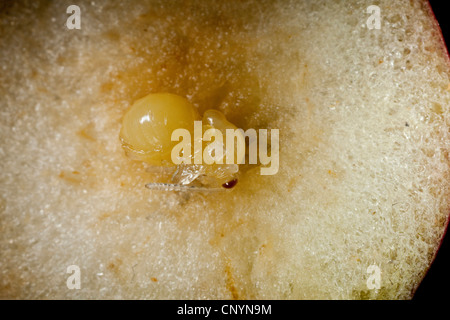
[119,93,244,190]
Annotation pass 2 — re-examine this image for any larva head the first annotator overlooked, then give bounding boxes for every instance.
[202,109,246,165]
[196,109,245,188]
[119,93,200,166]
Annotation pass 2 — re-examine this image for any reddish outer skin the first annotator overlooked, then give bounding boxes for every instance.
[425,1,450,59]
[413,0,450,297]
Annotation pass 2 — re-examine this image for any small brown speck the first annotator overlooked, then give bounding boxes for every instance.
[222,179,238,189]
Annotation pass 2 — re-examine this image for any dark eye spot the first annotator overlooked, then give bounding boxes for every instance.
[222,179,238,189]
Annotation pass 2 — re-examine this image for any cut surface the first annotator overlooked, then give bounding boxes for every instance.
[0,0,449,299]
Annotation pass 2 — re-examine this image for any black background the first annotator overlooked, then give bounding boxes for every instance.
[413,0,450,301]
